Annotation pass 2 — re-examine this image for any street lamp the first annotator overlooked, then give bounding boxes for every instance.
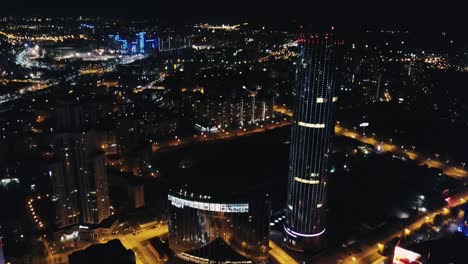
[404,228,411,236]
[377,243,384,252]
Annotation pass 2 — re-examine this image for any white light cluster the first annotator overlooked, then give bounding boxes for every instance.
[294,177,320,185]
[298,122,325,128]
[168,195,249,213]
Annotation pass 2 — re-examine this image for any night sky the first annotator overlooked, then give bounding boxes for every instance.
[2,0,466,30]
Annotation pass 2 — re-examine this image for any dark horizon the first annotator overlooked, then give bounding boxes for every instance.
[1,1,466,32]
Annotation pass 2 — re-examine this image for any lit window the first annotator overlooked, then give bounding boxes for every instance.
[294,177,320,184]
[298,122,325,128]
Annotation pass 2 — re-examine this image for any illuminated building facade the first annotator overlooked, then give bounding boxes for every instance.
[168,189,270,261]
[138,32,146,53]
[109,32,158,54]
[187,89,275,132]
[49,154,80,228]
[49,103,110,229]
[50,132,110,228]
[284,33,342,251]
[176,237,253,264]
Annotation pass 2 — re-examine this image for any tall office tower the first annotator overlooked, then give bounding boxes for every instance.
[77,132,110,224]
[50,102,110,229]
[284,32,342,251]
[49,154,80,228]
[138,32,146,53]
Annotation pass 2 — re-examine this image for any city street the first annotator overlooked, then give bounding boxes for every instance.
[43,224,168,264]
[152,120,291,153]
[274,106,467,180]
[118,225,168,264]
[332,189,468,264]
[269,240,299,264]
[333,125,468,180]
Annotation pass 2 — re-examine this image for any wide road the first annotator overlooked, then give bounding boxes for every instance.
[269,240,299,264]
[132,247,151,264]
[151,120,290,153]
[332,189,468,264]
[333,125,468,180]
[44,225,168,264]
[118,225,168,264]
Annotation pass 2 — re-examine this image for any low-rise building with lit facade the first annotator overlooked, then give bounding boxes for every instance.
[168,188,270,262]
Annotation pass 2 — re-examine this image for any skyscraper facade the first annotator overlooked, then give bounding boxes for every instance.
[138,32,146,53]
[284,33,342,251]
[49,102,110,229]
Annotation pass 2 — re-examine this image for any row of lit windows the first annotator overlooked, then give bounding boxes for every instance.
[169,195,249,213]
[177,252,253,264]
[294,177,320,185]
[297,122,325,128]
[316,96,338,103]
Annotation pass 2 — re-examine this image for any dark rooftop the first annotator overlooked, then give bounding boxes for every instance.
[68,239,135,264]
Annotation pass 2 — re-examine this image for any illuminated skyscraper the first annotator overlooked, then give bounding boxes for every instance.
[284,32,343,251]
[109,33,157,54]
[138,32,146,54]
[50,102,110,229]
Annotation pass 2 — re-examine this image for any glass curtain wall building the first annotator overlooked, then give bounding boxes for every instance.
[168,189,270,261]
[284,32,343,251]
